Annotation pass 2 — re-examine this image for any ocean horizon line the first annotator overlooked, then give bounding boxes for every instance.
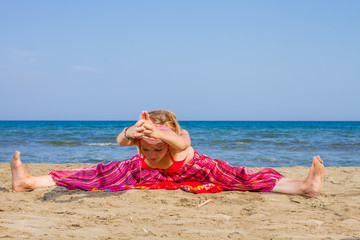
[1,120,359,122]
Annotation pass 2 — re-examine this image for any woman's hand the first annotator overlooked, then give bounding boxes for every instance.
[117,111,154,146]
[134,111,161,140]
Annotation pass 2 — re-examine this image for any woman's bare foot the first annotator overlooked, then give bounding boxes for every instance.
[272,155,325,197]
[11,151,34,192]
[301,155,325,197]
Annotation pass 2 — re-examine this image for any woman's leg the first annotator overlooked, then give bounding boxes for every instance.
[11,151,56,192]
[272,155,324,197]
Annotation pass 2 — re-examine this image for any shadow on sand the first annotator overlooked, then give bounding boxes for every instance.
[38,186,126,203]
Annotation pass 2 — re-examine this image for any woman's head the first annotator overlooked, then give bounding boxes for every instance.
[139,140,168,163]
[138,110,180,163]
[148,110,181,134]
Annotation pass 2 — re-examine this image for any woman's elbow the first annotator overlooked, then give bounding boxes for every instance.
[179,140,191,151]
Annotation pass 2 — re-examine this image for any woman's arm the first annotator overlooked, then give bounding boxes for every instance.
[137,119,191,151]
[118,110,192,150]
[116,126,138,146]
[157,128,191,151]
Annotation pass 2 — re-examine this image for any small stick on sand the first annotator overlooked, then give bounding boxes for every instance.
[198,199,212,208]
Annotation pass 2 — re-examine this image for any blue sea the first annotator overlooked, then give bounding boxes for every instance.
[0,121,359,167]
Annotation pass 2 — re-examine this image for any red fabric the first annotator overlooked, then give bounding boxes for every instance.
[139,150,186,173]
[123,181,224,194]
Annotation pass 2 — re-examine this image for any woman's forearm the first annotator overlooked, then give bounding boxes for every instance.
[116,126,137,146]
[158,129,191,151]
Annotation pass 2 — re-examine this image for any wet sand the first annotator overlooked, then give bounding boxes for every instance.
[0,163,359,239]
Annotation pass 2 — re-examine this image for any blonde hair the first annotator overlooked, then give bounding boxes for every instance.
[148,110,181,134]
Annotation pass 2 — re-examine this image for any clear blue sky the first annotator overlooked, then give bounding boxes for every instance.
[0,1,359,121]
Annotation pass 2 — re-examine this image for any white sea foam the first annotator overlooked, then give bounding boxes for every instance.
[88,143,118,146]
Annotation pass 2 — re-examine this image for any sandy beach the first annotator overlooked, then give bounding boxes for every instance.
[0,163,359,240]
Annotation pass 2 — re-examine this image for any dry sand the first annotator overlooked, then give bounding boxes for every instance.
[0,163,359,240]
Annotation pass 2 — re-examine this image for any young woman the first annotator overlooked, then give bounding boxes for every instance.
[11,110,324,197]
